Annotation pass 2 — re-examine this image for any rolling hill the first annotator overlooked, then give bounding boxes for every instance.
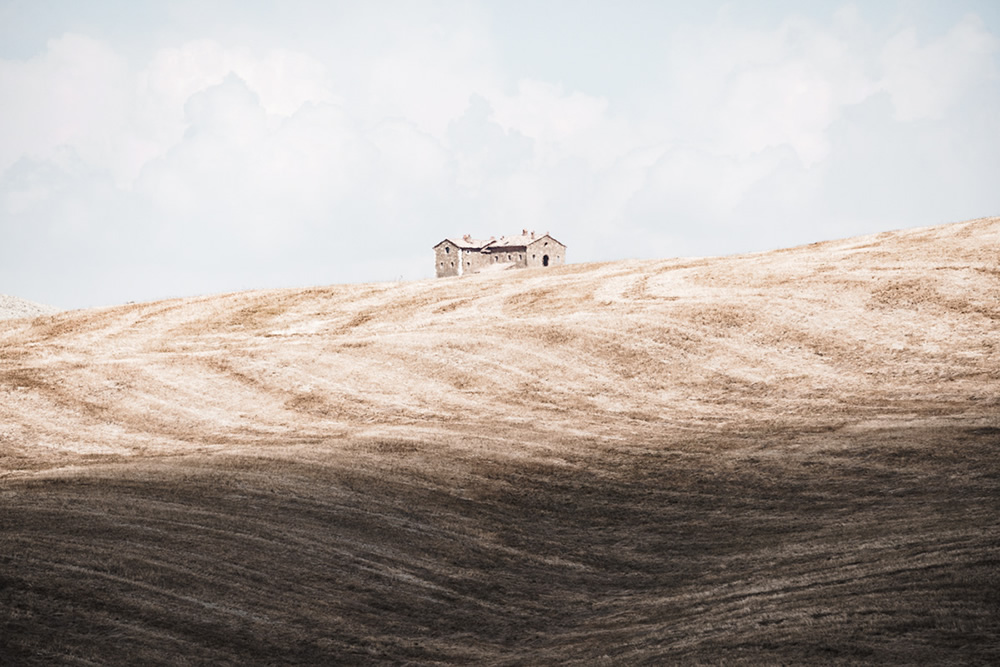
[2,217,999,663]
[0,294,60,321]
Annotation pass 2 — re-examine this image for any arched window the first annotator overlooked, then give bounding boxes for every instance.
[445,246,450,254]
[543,255,549,266]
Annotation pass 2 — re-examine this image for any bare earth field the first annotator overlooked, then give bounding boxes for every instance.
[2,217,999,664]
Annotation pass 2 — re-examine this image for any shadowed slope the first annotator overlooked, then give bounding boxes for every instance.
[1,217,999,663]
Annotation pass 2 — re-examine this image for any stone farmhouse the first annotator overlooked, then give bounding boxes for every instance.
[433,231,566,278]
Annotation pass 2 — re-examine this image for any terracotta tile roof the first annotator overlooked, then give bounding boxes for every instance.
[435,232,563,250]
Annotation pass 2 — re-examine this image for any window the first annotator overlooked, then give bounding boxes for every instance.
[445,246,450,254]
[507,254,511,260]
[543,255,549,266]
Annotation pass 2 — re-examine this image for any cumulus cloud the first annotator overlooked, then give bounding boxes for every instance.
[448,94,533,192]
[0,4,998,308]
[607,9,999,257]
[662,13,878,165]
[0,34,130,175]
[880,14,999,122]
[362,10,500,139]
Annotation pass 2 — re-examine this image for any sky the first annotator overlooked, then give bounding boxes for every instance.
[1,1,998,309]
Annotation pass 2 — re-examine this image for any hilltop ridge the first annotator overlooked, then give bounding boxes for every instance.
[2,216,997,474]
[0,294,60,321]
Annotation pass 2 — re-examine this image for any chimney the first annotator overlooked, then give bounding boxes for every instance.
[463,234,472,242]
[522,228,528,236]
[531,230,535,239]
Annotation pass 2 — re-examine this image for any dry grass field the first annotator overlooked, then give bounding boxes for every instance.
[2,217,999,664]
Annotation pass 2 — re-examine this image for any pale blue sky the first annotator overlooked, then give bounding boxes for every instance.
[1,1,998,308]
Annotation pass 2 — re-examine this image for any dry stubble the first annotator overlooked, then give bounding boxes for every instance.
[1,217,999,663]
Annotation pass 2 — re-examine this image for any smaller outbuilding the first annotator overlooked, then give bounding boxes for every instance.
[433,230,566,278]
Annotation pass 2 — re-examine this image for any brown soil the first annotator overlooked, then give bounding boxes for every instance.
[2,217,999,664]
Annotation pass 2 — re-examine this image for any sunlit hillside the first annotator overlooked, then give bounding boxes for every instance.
[0,295,60,321]
[2,217,998,664]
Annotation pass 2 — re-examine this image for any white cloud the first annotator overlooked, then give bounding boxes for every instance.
[448,94,533,192]
[363,15,500,139]
[880,14,999,122]
[0,34,130,174]
[139,40,336,121]
[134,75,374,253]
[492,81,608,153]
[0,4,998,308]
[662,14,878,166]
[130,40,338,185]
[369,119,452,194]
